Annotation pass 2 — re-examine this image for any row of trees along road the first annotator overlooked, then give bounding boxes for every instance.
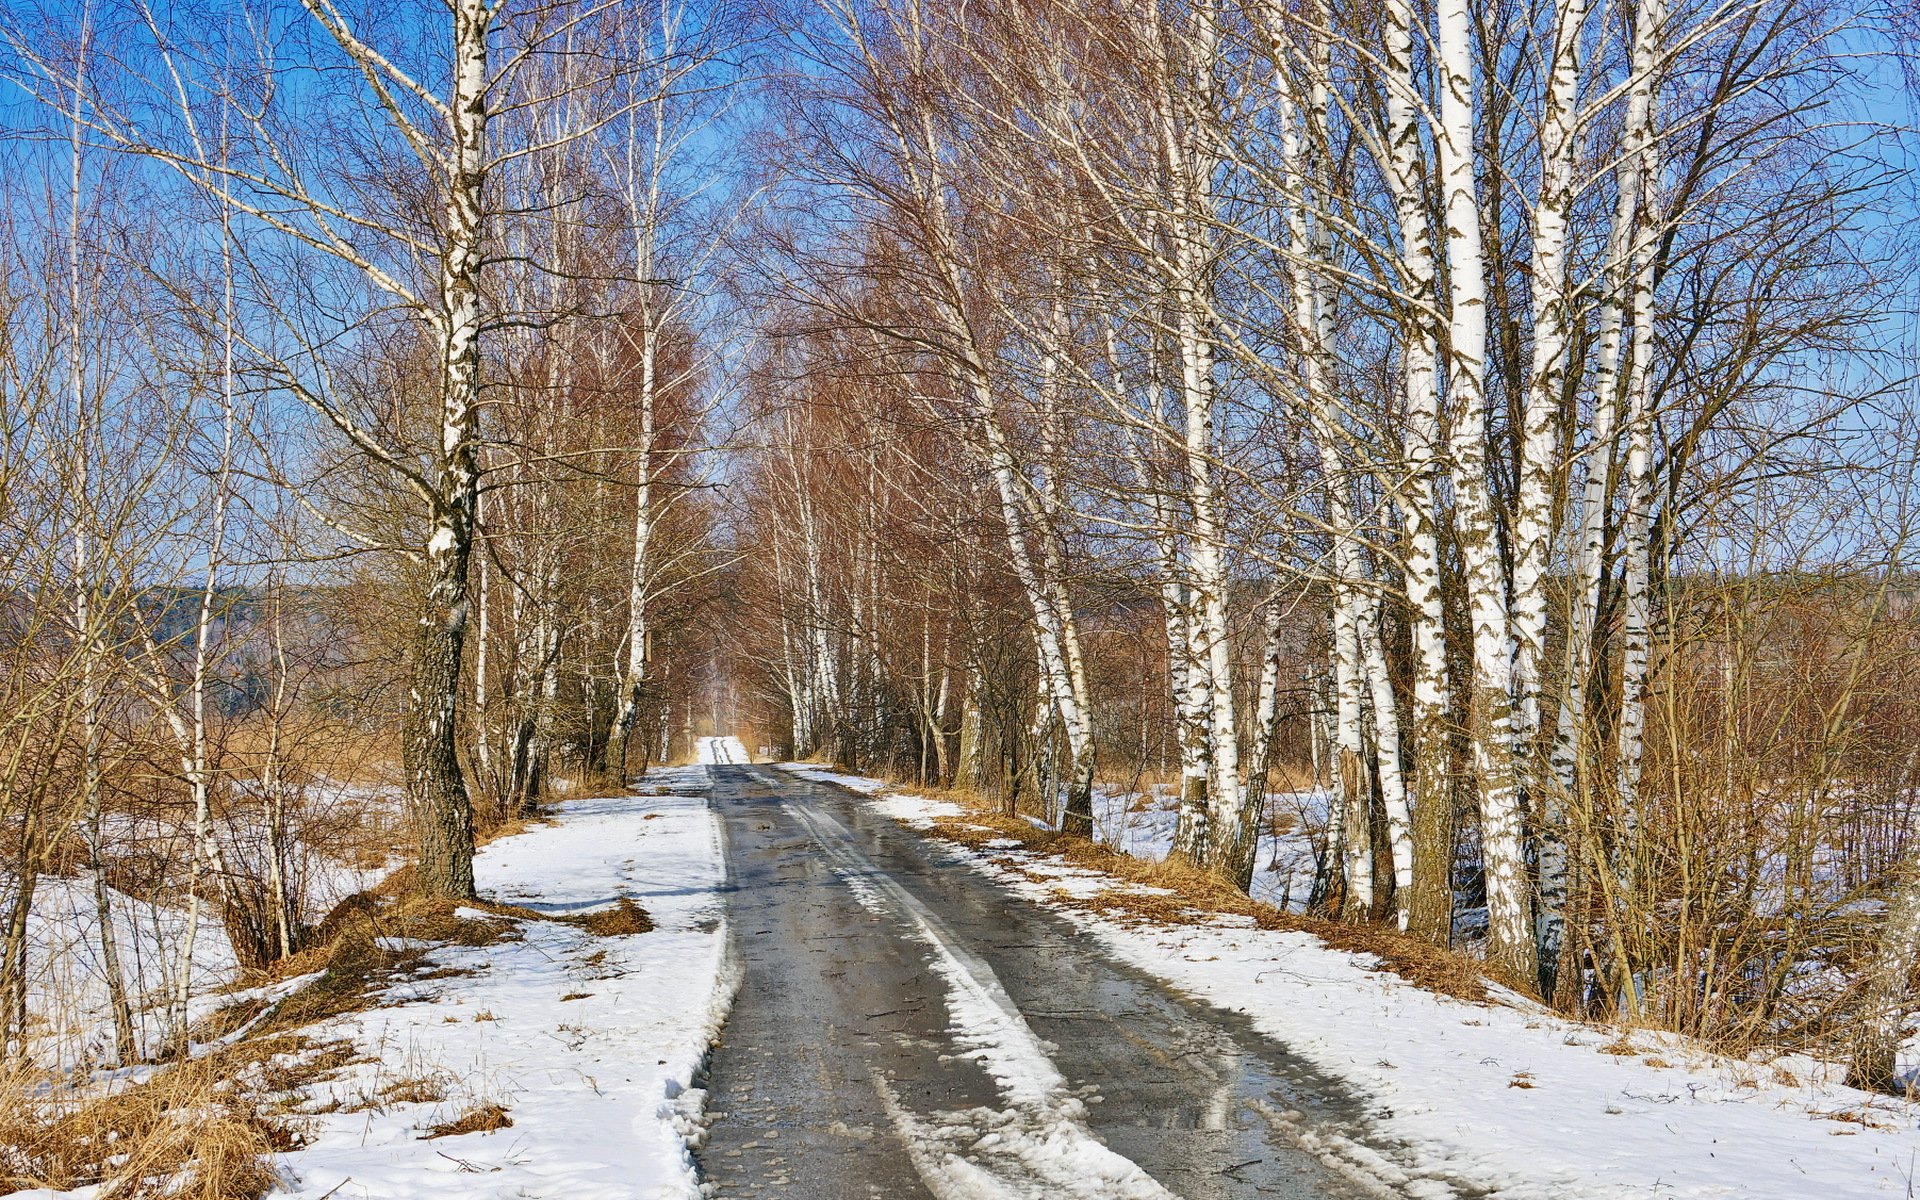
[721,0,1920,1093]
[8,0,1920,1107]
[0,0,738,1067]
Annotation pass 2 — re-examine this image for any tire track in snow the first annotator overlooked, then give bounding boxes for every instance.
[695,736,746,765]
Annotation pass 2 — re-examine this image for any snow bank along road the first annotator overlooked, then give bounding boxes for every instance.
[697,764,1380,1200]
[259,766,734,1200]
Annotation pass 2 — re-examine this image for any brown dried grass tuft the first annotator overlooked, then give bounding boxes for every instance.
[556,896,653,937]
[379,1076,447,1106]
[253,888,525,1038]
[0,1055,296,1200]
[421,1102,511,1139]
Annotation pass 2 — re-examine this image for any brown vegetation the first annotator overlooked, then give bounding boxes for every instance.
[557,897,654,937]
[422,1103,513,1140]
[917,790,1499,1003]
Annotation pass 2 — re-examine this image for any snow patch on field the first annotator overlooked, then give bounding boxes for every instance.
[865,785,1920,1200]
[270,766,736,1199]
[0,874,241,1072]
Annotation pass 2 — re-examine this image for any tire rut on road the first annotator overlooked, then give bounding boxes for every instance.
[696,765,1385,1199]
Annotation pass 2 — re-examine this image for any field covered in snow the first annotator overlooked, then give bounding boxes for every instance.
[789,765,1920,1200]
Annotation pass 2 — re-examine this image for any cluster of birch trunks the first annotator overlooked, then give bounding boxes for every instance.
[731,0,1920,1088]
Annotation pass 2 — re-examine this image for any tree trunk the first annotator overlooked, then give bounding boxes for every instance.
[1376,0,1455,947]
[2,793,41,1060]
[406,0,491,899]
[1436,0,1536,984]
[1852,862,1920,1092]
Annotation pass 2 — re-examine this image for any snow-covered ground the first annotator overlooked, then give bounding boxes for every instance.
[268,766,736,1199]
[0,873,241,1072]
[694,736,748,765]
[1066,780,1325,910]
[783,766,1327,910]
[810,766,1920,1200]
[6,780,404,1072]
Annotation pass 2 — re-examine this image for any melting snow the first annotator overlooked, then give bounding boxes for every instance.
[862,782,1920,1200]
[269,767,736,1199]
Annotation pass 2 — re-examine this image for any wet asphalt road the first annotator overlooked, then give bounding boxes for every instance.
[695,764,1380,1200]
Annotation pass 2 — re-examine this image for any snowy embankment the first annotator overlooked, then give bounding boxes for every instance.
[1055,779,1326,911]
[784,764,1920,1200]
[270,766,736,1200]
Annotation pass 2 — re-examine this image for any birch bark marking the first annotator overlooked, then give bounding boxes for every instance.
[613,366,655,776]
[171,192,239,1046]
[1137,443,1211,861]
[1176,11,1245,877]
[1614,0,1668,858]
[1037,296,1097,835]
[1272,9,1379,903]
[1334,603,1373,914]
[1360,592,1415,926]
[1381,0,1455,943]
[1242,598,1290,870]
[1111,335,1211,861]
[1435,0,1537,983]
[407,0,490,899]
[1554,0,1661,854]
[1525,0,1594,996]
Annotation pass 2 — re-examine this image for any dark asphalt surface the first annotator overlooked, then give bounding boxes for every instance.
[695,764,1383,1199]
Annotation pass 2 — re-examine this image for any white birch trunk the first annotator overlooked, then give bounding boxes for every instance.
[1436,0,1536,981]
[1035,299,1097,833]
[1358,591,1415,927]
[1379,0,1455,942]
[1333,606,1372,915]
[65,27,135,1061]
[170,191,238,1049]
[1614,0,1667,842]
[1275,16,1361,900]
[1524,0,1595,993]
[406,0,491,898]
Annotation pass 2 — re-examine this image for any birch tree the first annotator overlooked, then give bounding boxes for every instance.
[9,0,660,896]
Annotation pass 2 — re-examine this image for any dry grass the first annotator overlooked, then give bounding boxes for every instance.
[556,896,653,937]
[254,897,517,1036]
[421,1103,511,1139]
[378,1076,448,1106]
[918,793,1500,1004]
[0,1055,297,1200]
